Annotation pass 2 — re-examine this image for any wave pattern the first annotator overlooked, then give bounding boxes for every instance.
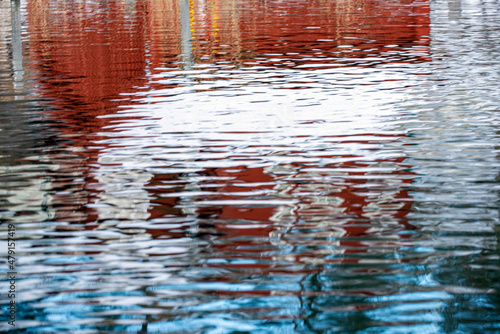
[0,0,499,332]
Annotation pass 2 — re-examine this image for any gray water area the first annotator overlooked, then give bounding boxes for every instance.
[0,0,499,332]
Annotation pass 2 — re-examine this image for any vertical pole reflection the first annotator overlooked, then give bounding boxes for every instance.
[10,0,24,91]
[448,0,462,21]
[179,0,193,70]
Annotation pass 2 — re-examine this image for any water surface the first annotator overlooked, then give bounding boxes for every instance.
[1,0,499,332]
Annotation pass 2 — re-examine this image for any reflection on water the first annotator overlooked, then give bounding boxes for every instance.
[1,0,499,332]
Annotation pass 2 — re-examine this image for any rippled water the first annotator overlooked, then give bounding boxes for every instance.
[1,0,499,332]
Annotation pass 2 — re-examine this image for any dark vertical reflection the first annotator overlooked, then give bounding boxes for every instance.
[10,0,24,87]
[0,0,57,224]
[179,0,193,70]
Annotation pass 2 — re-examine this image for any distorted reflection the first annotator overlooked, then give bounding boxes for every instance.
[0,0,499,332]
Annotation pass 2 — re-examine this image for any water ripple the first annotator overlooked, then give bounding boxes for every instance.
[1,0,500,332]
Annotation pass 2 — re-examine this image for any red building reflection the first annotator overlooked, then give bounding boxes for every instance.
[25,0,426,269]
[187,0,430,66]
[26,0,430,125]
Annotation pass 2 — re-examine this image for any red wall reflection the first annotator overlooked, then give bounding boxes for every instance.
[26,0,430,121]
[25,0,425,268]
[188,0,430,66]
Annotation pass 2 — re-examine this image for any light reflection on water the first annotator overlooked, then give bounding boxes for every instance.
[0,0,499,332]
